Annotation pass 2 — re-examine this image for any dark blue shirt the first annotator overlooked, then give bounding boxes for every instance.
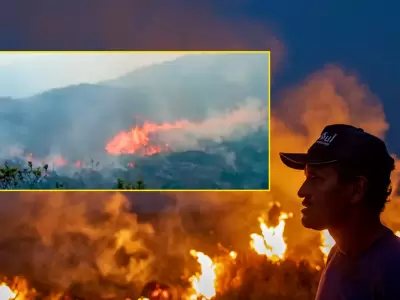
[316,229,400,300]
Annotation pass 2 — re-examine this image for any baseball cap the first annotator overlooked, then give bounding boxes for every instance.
[280,124,393,171]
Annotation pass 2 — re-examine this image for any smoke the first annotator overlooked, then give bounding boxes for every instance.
[266,64,400,256]
[272,64,389,200]
[157,97,268,151]
[174,64,400,264]
[11,1,285,71]
[0,59,399,297]
[269,65,400,229]
[0,192,158,297]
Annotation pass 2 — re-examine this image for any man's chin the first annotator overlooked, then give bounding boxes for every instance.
[301,215,327,231]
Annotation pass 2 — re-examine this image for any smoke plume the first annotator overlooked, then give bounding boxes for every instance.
[0,63,399,297]
[173,64,400,264]
[157,97,267,151]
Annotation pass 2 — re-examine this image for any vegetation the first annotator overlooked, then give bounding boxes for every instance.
[0,161,54,189]
[0,161,146,190]
[116,177,146,190]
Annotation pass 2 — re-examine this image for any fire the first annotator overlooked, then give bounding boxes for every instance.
[15,151,84,170]
[320,230,335,263]
[188,250,217,300]
[229,251,237,260]
[0,277,32,300]
[0,283,16,300]
[25,153,68,168]
[396,231,400,237]
[250,212,292,262]
[106,120,189,156]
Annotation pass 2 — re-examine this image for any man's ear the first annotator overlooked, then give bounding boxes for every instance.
[349,176,368,204]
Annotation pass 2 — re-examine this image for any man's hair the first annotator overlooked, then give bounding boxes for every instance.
[335,157,396,213]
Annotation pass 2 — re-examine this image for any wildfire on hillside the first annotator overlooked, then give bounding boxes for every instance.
[105,98,267,157]
[105,120,184,156]
[3,98,267,172]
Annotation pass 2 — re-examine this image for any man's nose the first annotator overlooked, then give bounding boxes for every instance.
[297,181,308,199]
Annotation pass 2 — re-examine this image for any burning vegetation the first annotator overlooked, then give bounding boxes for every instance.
[6,98,267,166]
[0,193,329,300]
[0,61,400,299]
[1,98,268,190]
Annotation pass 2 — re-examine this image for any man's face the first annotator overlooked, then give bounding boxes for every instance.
[298,164,353,230]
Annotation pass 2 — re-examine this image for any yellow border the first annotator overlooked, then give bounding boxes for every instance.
[0,50,271,192]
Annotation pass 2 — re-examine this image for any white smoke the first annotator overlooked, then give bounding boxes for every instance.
[157,97,268,151]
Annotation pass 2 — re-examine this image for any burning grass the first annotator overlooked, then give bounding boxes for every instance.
[1,64,400,299]
[0,194,330,300]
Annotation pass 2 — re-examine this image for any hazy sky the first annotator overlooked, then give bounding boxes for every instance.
[0,52,186,98]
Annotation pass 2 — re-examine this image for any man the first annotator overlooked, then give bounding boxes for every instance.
[280,124,400,300]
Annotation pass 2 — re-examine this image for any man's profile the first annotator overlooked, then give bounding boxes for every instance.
[280,124,400,300]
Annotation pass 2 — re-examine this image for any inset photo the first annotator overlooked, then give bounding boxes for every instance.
[0,51,270,190]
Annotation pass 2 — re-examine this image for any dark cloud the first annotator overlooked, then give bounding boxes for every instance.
[0,0,285,72]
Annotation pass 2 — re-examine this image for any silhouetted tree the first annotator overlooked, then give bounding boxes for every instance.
[116,177,147,190]
[0,161,65,189]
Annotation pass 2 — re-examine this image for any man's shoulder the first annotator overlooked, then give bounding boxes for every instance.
[378,230,400,253]
[373,232,400,298]
[326,244,338,264]
[368,230,400,268]
[381,232,400,260]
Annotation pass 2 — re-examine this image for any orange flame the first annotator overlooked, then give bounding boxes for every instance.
[106,120,189,156]
[0,277,31,300]
[25,153,68,168]
[0,283,17,300]
[320,230,335,263]
[395,231,400,237]
[250,212,292,262]
[188,250,217,300]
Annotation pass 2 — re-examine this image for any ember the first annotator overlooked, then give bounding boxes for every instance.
[139,281,172,300]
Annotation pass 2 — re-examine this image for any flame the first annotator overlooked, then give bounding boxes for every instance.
[106,120,188,156]
[0,283,16,300]
[25,153,68,168]
[9,150,86,169]
[229,251,237,260]
[188,250,217,300]
[51,155,68,167]
[395,231,400,237]
[250,212,292,262]
[0,277,31,300]
[320,230,335,263]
